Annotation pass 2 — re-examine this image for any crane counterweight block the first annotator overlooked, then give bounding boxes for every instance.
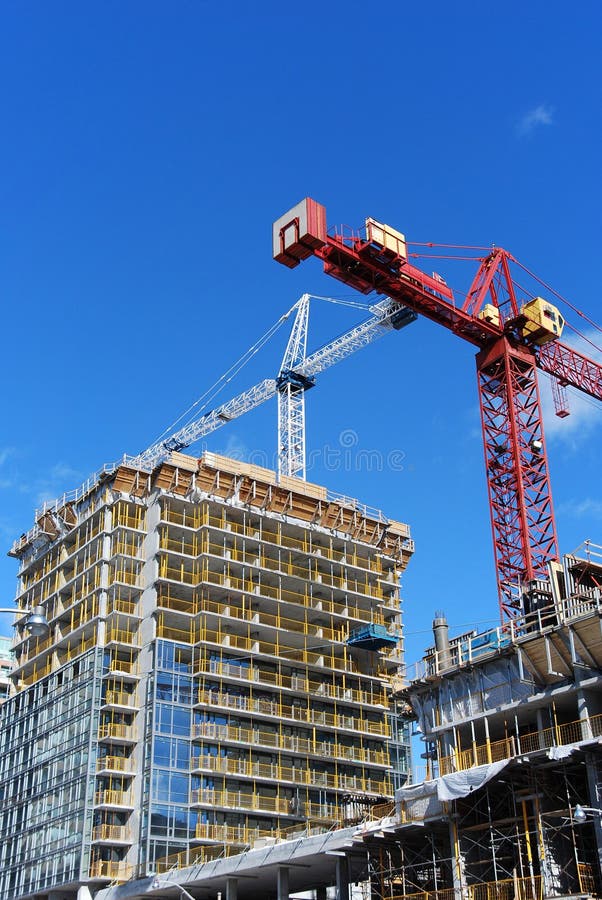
[273,198,327,268]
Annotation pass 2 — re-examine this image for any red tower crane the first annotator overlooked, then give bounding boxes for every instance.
[273,199,602,620]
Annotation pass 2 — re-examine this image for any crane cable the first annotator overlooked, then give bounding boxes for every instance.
[562,321,602,357]
[147,294,377,449]
[513,258,602,338]
[147,302,300,448]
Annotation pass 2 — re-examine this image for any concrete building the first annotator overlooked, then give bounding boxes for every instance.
[0,451,412,899]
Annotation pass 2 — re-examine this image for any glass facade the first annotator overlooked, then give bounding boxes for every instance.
[145,640,196,869]
[0,650,101,898]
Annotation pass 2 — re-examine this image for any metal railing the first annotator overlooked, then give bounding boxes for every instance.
[406,594,602,684]
[191,720,389,764]
[438,711,602,776]
[389,877,543,900]
[91,824,132,842]
[190,754,391,795]
[193,682,390,737]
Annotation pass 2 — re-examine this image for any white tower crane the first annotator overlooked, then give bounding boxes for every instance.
[277,293,311,479]
[134,297,416,476]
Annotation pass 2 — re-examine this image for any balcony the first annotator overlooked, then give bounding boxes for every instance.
[189,755,391,795]
[98,723,137,744]
[190,722,389,766]
[190,788,295,815]
[190,788,340,823]
[89,859,130,881]
[94,789,135,809]
[438,711,602,777]
[103,658,140,680]
[91,824,133,845]
[101,689,139,711]
[192,688,390,738]
[105,628,141,648]
[96,755,135,776]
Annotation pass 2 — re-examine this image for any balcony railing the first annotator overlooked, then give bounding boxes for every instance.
[190,788,340,821]
[191,721,388,765]
[193,686,390,737]
[89,859,129,881]
[102,690,138,709]
[91,824,132,843]
[438,711,602,776]
[388,877,543,900]
[190,754,391,795]
[96,755,135,774]
[94,789,134,807]
[97,723,136,742]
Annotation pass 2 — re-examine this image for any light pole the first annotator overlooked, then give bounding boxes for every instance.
[0,606,50,638]
[150,875,196,900]
[573,804,602,824]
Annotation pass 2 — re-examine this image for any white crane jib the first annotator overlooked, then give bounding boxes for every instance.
[135,296,416,476]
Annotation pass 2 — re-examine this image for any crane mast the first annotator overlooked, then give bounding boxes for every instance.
[277,294,311,479]
[273,198,602,618]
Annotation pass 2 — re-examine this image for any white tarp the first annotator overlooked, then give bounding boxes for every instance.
[397,759,511,806]
[436,759,510,801]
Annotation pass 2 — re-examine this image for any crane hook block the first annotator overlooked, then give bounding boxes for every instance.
[273,198,327,268]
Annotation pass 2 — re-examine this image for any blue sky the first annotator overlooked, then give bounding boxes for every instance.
[1,1,601,665]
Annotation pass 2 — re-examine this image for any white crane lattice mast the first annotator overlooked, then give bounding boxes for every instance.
[277,294,311,479]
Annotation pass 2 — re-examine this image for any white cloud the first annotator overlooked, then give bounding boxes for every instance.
[0,454,84,507]
[517,104,554,137]
[557,497,602,520]
[0,447,15,467]
[33,463,84,507]
[213,433,249,462]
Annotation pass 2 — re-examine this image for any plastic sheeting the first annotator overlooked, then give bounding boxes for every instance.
[397,759,511,806]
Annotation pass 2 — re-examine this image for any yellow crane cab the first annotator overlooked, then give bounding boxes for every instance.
[519,297,565,345]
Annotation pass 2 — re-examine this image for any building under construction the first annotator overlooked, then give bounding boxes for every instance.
[362,544,602,900]
[0,450,412,899]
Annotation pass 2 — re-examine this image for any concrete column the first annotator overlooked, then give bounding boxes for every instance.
[77,889,94,900]
[586,753,602,873]
[226,876,238,900]
[336,855,349,900]
[277,866,289,900]
[449,816,467,900]
[577,689,593,739]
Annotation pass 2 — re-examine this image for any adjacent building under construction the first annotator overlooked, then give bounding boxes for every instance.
[363,543,602,900]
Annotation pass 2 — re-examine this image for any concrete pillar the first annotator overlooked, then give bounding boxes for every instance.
[77,889,94,900]
[586,753,602,874]
[577,689,594,739]
[226,876,238,900]
[277,866,289,900]
[449,816,467,900]
[336,855,349,900]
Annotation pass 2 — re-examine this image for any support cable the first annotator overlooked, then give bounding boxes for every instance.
[513,258,602,337]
